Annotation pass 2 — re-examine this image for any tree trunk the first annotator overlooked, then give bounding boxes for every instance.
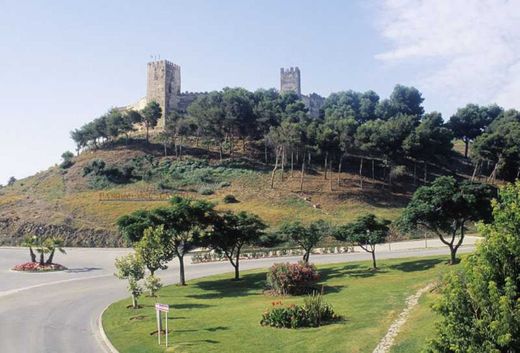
[371,251,377,270]
[281,146,285,182]
[233,252,240,280]
[359,157,364,189]
[163,142,167,157]
[290,151,294,177]
[219,143,223,162]
[303,250,310,264]
[132,295,137,309]
[29,247,36,262]
[471,160,480,181]
[372,159,375,180]
[46,249,55,264]
[337,157,342,186]
[270,147,281,189]
[39,252,44,265]
[300,157,305,192]
[464,138,469,158]
[146,126,149,143]
[329,160,333,192]
[179,255,186,285]
[449,246,457,265]
[264,141,268,163]
[324,152,328,180]
[423,161,427,183]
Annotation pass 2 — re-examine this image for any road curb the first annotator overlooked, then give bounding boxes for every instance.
[98,304,120,353]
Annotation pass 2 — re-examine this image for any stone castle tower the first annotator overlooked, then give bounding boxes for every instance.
[126,60,324,126]
[280,67,301,96]
[146,60,181,126]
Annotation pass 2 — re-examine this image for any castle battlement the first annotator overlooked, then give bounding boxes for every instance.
[280,67,300,74]
[147,60,180,70]
[135,59,323,126]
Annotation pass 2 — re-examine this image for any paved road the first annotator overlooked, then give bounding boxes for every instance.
[0,237,480,353]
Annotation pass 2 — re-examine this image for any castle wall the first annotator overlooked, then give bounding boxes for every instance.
[302,93,325,119]
[176,92,206,112]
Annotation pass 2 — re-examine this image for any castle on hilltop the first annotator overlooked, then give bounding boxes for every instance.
[126,59,325,127]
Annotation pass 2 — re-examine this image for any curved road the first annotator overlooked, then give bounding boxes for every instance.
[0,237,479,353]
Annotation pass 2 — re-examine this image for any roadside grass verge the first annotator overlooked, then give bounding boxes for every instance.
[103,256,453,353]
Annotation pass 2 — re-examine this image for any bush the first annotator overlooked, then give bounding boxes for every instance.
[219,181,231,188]
[198,186,215,195]
[260,293,338,328]
[144,275,163,297]
[60,151,75,169]
[266,262,320,295]
[223,194,238,203]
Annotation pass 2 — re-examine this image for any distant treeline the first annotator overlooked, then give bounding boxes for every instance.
[71,85,520,184]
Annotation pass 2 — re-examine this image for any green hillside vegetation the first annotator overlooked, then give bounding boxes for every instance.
[1,85,519,246]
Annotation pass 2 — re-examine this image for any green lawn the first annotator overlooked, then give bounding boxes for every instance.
[390,292,440,353]
[103,256,452,353]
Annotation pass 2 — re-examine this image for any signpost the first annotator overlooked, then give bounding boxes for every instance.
[155,303,170,347]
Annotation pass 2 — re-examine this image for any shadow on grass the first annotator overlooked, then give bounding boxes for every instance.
[186,272,265,300]
[388,258,444,272]
[171,303,213,309]
[319,263,385,282]
[176,339,220,347]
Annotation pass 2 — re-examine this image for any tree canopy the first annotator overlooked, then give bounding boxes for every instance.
[397,176,495,264]
[427,181,520,352]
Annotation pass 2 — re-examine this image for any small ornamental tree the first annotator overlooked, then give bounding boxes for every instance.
[279,220,330,264]
[151,197,216,285]
[333,214,390,269]
[117,197,216,286]
[398,176,494,264]
[134,225,169,276]
[144,275,163,297]
[426,181,520,352]
[114,253,145,309]
[202,211,266,280]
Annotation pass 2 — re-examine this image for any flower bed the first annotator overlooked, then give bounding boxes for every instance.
[260,293,340,328]
[12,262,68,272]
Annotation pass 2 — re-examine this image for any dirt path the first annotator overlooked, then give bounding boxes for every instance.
[372,282,436,353]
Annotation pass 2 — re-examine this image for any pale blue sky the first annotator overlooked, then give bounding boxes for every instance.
[1,0,519,184]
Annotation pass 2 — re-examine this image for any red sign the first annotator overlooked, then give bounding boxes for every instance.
[155,303,169,313]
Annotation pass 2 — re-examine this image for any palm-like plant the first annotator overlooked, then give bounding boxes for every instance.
[44,237,66,264]
[21,235,38,262]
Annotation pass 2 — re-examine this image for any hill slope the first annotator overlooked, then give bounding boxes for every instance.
[0,140,459,246]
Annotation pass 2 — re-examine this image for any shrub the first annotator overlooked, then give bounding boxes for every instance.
[266,262,320,295]
[223,194,238,203]
[144,275,163,297]
[219,181,231,188]
[198,186,214,195]
[260,293,338,328]
[60,151,75,169]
